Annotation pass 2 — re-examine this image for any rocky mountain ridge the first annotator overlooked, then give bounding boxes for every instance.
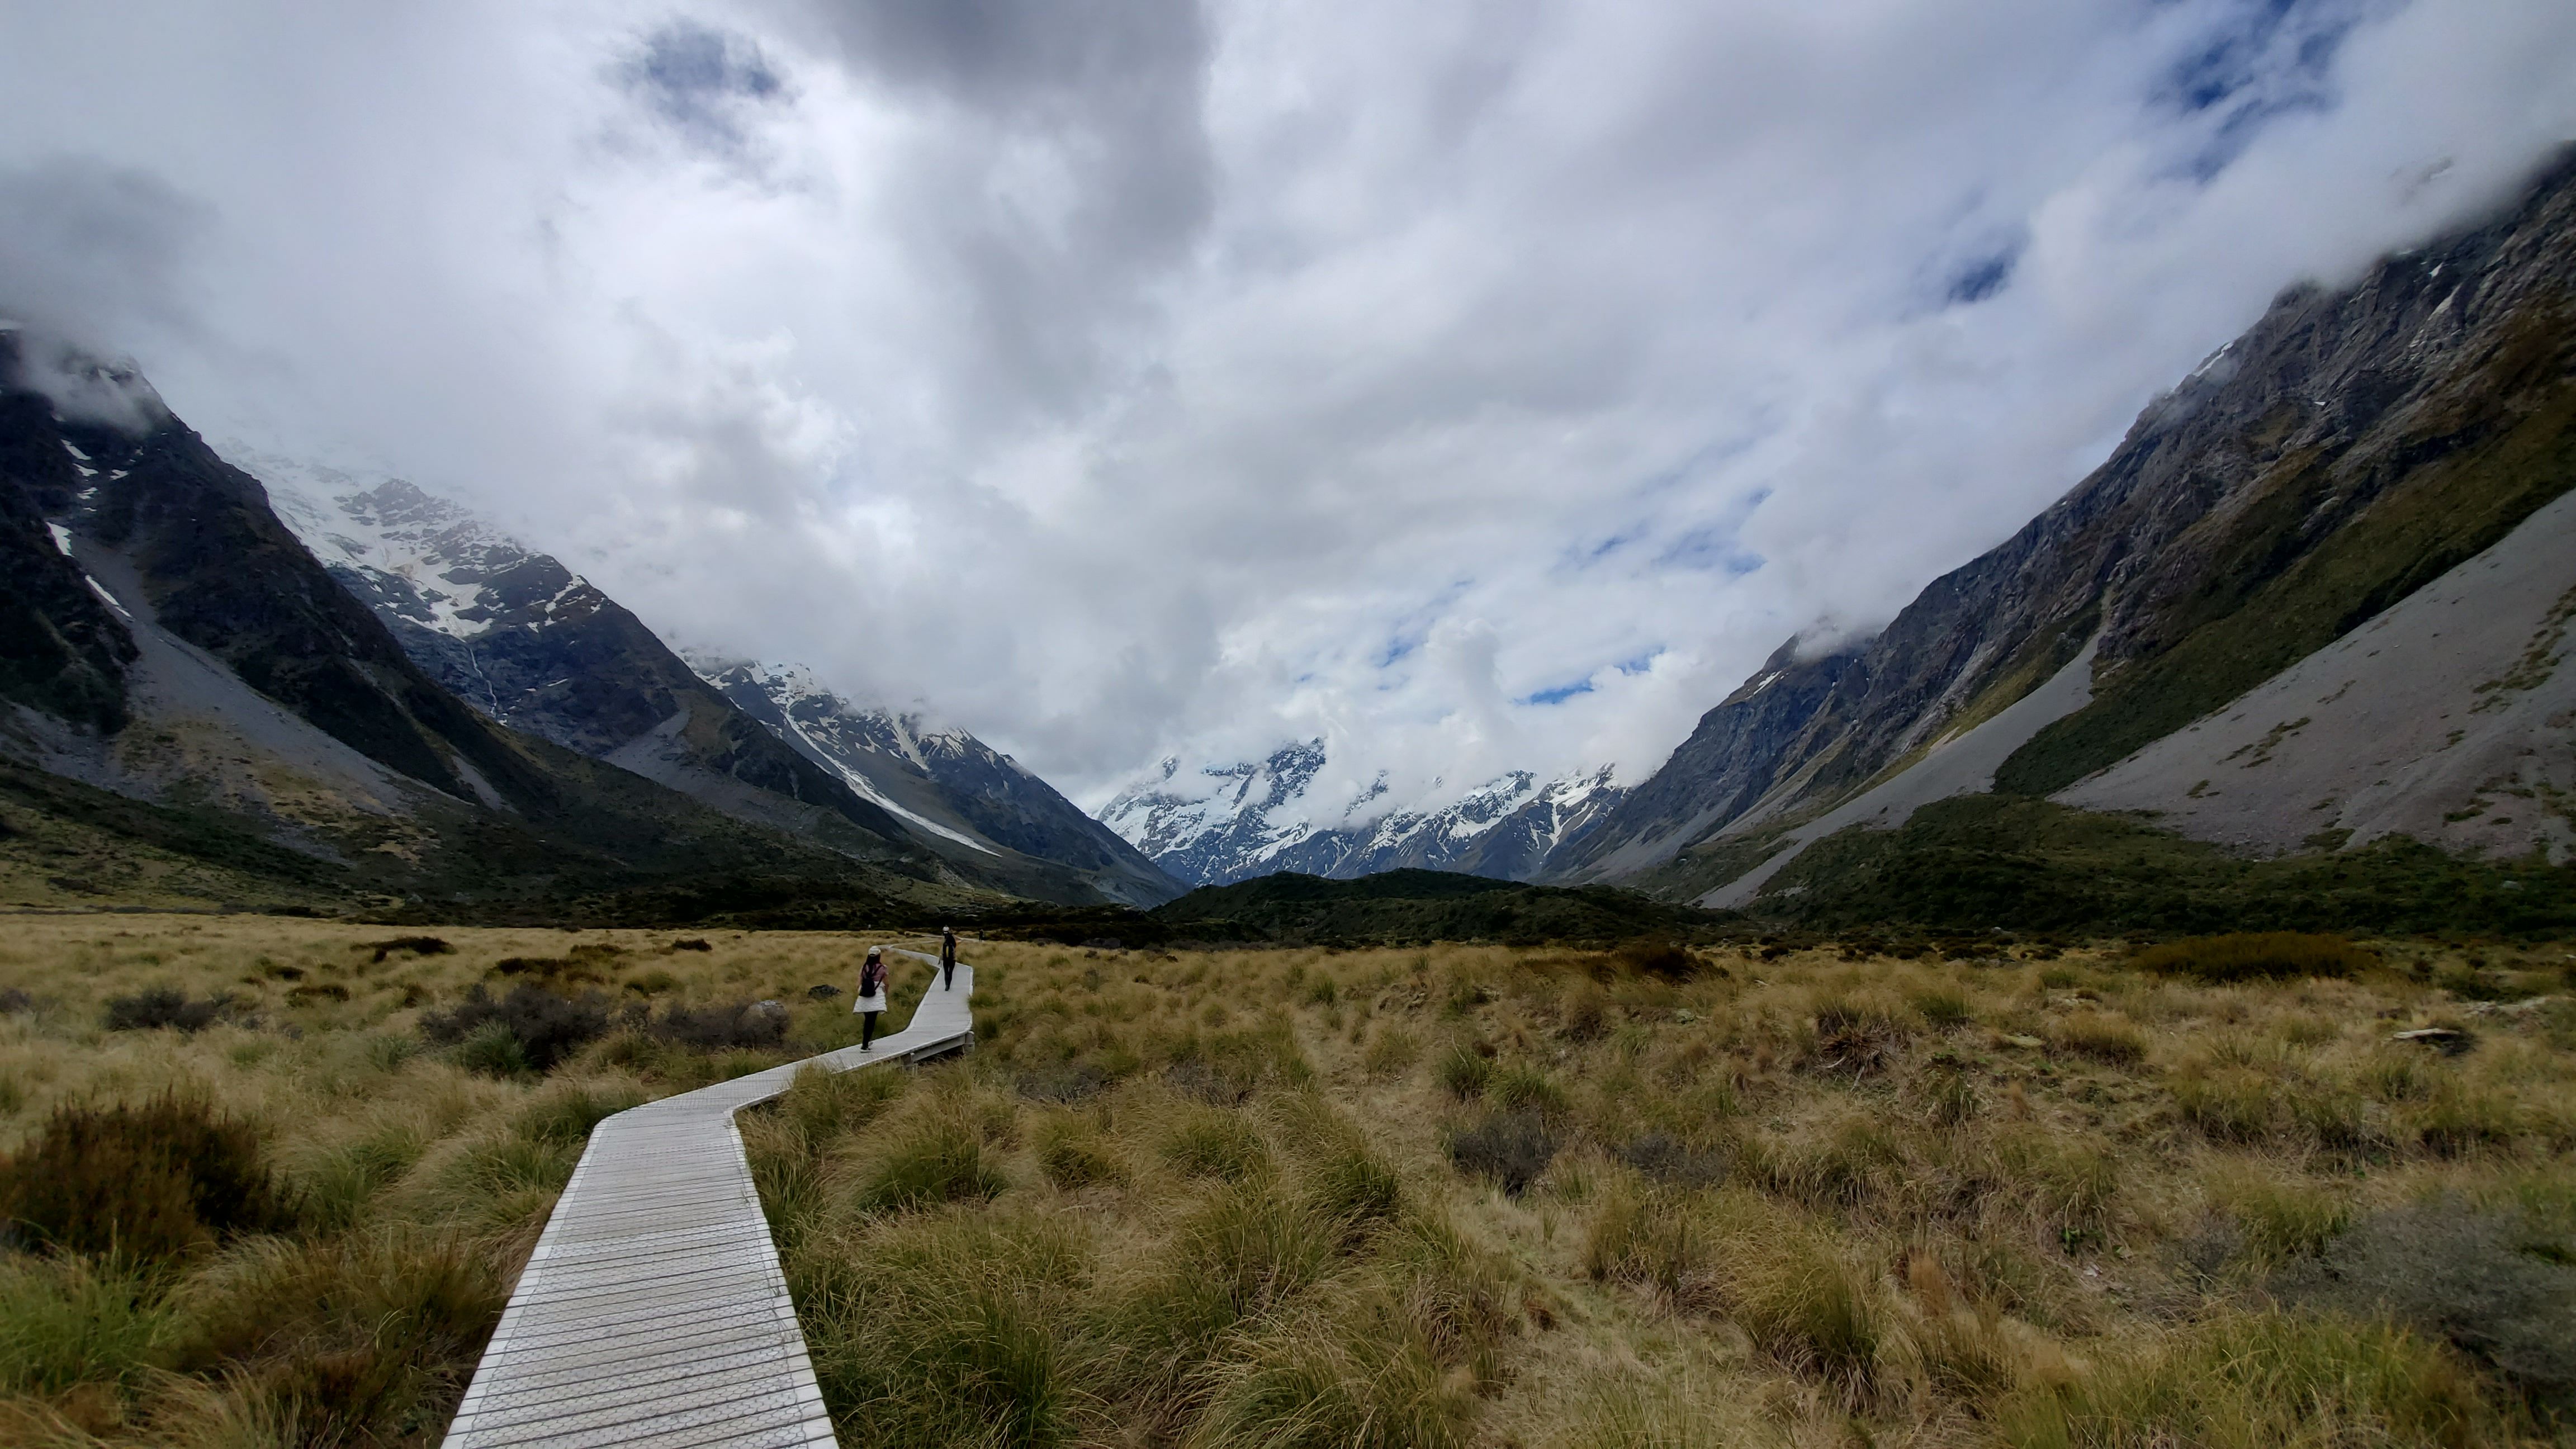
[1099,741,1623,887]
[247,456,1179,906]
[1548,146,2576,899]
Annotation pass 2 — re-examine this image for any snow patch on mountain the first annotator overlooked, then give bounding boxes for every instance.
[1100,742,1625,886]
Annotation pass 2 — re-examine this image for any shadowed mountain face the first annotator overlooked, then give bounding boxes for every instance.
[1551,148,2576,892]
[0,333,970,913]
[695,657,1185,907]
[245,460,1176,906]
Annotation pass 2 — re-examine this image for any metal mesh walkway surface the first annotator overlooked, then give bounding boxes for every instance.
[441,953,974,1449]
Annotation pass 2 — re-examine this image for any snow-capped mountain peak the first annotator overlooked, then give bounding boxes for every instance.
[1099,742,1625,887]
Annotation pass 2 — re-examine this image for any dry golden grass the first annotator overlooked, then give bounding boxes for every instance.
[0,912,949,1446]
[5,918,2573,1446]
[754,936,2576,1448]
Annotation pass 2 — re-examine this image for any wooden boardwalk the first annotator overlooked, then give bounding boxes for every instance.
[442,953,973,1449]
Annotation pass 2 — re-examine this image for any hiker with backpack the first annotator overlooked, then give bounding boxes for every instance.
[855,945,889,1050]
[940,926,958,991]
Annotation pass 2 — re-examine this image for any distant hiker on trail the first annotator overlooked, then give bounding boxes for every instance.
[940,926,958,991]
[855,945,888,1050]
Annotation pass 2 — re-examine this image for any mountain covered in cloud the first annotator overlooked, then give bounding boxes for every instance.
[1547,148,2576,907]
[247,452,1181,906]
[1099,742,1623,887]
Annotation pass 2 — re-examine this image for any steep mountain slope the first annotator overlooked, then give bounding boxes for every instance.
[245,460,1177,906]
[1099,741,1623,887]
[1551,148,2576,893]
[0,334,984,914]
[694,657,1183,906]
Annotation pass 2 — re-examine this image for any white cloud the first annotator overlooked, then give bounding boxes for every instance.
[2,0,2570,821]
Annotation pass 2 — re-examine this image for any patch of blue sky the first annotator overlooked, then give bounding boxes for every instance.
[2152,0,2371,182]
[1517,648,1661,707]
[1657,524,1764,576]
[1519,678,1597,707]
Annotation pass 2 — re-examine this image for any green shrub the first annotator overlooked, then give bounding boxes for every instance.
[2132,932,2374,983]
[0,1092,296,1264]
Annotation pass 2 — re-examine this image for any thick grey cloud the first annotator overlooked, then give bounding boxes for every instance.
[0,0,2569,823]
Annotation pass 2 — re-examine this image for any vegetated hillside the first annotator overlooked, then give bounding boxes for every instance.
[1749,794,2576,937]
[251,457,1165,908]
[1553,147,2576,892]
[0,334,989,917]
[1145,868,1727,946]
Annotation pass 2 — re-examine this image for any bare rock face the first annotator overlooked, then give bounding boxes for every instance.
[1552,147,2576,887]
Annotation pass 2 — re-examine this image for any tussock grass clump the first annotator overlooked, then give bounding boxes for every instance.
[2133,931,2375,982]
[0,1256,172,1394]
[1995,1309,2496,1448]
[0,1092,296,1263]
[860,1112,1009,1213]
[1161,1106,1271,1181]
[2052,1011,2147,1064]
[1433,1041,1495,1099]
[1034,1114,1124,1190]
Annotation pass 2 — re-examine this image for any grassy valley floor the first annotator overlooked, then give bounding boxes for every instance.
[0,917,2570,1445]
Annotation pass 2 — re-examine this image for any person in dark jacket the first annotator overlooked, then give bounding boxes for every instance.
[855,945,888,1050]
[939,926,958,991]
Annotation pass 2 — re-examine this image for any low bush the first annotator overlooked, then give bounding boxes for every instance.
[2274,1196,2576,1415]
[101,988,236,1033]
[418,984,610,1073]
[1448,1111,1558,1197]
[1620,1133,1730,1188]
[0,1092,297,1264]
[2132,932,2374,983]
[643,999,789,1052]
[358,936,451,964]
[1612,938,1698,981]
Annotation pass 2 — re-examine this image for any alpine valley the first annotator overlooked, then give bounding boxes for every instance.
[0,355,1178,920]
[1101,149,2576,936]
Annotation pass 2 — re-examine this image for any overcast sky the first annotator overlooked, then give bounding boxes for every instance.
[3,1,2573,819]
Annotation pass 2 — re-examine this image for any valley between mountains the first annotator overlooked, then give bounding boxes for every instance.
[3,153,2574,938]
